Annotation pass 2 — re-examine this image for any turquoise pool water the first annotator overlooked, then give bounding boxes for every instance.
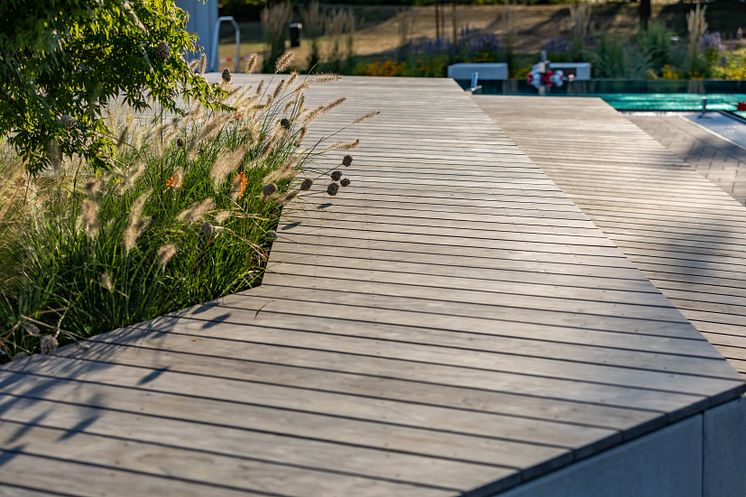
[600,93,746,111]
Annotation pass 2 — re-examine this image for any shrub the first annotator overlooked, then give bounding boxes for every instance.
[592,34,651,79]
[712,50,746,80]
[354,59,407,77]
[0,61,374,360]
[636,21,673,75]
[0,0,225,174]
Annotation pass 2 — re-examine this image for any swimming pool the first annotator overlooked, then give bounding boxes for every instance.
[461,79,746,112]
[599,93,746,111]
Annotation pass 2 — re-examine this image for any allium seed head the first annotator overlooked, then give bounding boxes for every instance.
[84,178,101,196]
[280,118,291,129]
[327,182,339,196]
[57,115,75,129]
[330,170,342,181]
[262,183,277,197]
[222,68,231,83]
[340,178,351,187]
[24,322,40,336]
[200,222,215,239]
[300,178,313,191]
[266,230,278,240]
[342,155,353,167]
[40,335,59,355]
[155,41,171,60]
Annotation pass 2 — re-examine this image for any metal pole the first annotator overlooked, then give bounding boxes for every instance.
[211,16,241,73]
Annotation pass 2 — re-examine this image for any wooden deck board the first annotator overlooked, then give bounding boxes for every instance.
[475,94,746,379]
[1,77,743,497]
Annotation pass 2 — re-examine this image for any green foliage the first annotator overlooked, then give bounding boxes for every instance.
[712,50,746,80]
[592,34,650,79]
[636,21,672,74]
[0,0,226,174]
[0,71,365,360]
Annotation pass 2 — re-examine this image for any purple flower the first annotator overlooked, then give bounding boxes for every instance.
[701,32,722,50]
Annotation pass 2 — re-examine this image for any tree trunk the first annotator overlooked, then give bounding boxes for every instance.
[639,0,651,28]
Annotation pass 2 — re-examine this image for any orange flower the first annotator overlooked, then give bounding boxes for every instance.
[231,171,247,200]
[165,169,184,190]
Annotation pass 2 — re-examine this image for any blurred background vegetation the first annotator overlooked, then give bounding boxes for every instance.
[215,0,745,80]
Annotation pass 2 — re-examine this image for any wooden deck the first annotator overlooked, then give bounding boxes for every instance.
[0,78,743,497]
[476,95,746,377]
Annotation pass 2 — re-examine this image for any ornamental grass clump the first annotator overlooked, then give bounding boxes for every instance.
[0,57,374,359]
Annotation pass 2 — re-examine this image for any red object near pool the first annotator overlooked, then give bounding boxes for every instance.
[738,101,746,111]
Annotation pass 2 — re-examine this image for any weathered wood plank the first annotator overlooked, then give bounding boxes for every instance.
[0,77,743,497]
[475,94,746,377]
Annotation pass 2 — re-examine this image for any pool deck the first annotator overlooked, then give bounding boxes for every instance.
[0,78,745,497]
[476,95,746,378]
[628,113,746,204]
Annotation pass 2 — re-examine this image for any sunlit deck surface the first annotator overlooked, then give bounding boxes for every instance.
[0,77,744,497]
[476,95,746,377]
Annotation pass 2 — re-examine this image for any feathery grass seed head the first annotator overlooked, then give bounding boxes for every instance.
[123,192,150,253]
[275,51,295,72]
[244,53,258,73]
[215,210,232,223]
[177,198,215,224]
[82,198,100,238]
[352,111,380,125]
[157,244,177,266]
[101,272,113,292]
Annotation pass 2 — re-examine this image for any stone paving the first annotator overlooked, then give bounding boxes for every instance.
[628,113,746,204]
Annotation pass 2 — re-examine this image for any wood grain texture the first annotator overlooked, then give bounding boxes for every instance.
[475,95,746,381]
[0,77,743,497]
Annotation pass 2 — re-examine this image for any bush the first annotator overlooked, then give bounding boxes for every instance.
[0,64,373,360]
[636,21,673,75]
[712,50,746,80]
[592,34,650,79]
[0,0,225,174]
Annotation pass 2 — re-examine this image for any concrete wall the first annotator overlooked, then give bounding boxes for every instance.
[496,397,746,497]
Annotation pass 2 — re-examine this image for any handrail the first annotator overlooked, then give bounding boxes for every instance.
[211,16,240,73]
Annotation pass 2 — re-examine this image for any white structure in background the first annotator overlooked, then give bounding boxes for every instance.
[447,63,508,81]
[533,62,592,80]
[176,0,220,71]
